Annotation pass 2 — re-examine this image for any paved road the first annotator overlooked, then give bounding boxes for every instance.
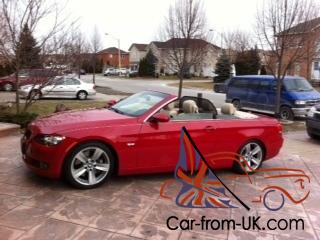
[82,74,227,107]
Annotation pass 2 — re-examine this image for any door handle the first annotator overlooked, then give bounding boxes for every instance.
[205,126,215,132]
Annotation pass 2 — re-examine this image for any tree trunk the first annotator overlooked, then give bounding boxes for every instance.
[178,74,183,99]
[92,54,96,84]
[15,71,20,114]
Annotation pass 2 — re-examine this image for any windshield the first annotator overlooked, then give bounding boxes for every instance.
[284,78,313,91]
[110,91,168,116]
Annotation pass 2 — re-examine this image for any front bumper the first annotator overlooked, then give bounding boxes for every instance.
[21,135,74,179]
[292,107,311,117]
[88,90,96,96]
[306,117,320,136]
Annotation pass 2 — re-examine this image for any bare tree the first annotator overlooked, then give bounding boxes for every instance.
[65,29,90,79]
[90,25,102,84]
[222,30,253,62]
[160,0,209,98]
[256,0,319,119]
[0,0,69,113]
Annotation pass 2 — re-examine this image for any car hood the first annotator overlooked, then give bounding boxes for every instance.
[288,90,320,100]
[31,108,135,134]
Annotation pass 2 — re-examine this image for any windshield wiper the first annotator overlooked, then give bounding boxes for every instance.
[110,107,125,115]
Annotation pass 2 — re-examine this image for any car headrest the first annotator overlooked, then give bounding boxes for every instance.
[221,103,236,115]
[183,100,199,114]
[164,102,175,111]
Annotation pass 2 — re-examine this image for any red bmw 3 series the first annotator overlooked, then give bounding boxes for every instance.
[21,91,283,189]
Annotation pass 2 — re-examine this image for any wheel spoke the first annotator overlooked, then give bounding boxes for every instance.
[95,163,109,172]
[245,144,251,154]
[251,146,260,155]
[74,167,87,178]
[76,152,87,163]
[88,170,96,184]
[91,148,104,161]
[250,157,259,166]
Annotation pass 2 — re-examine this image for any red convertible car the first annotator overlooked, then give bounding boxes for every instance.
[21,91,283,188]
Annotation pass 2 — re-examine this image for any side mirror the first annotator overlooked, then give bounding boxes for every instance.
[151,112,170,123]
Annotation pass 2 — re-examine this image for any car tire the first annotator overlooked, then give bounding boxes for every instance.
[77,91,87,100]
[307,130,319,140]
[232,99,241,110]
[64,142,115,189]
[280,106,294,121]
[3,83,13,91]
[214,85,220,93]
[28,90,41,100]
[232,141,264,174]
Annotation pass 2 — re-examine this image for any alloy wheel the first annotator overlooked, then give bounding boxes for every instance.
[240,142,263,172]
[78,91,87,100]
[71,147,110,186]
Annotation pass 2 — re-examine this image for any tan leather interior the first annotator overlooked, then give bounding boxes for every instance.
[182,100,199,114]
[221,103,236,115]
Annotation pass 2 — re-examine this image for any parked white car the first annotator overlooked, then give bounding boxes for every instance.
[104,68,118,76]
[118,68,129,76]
[18,76,96,100]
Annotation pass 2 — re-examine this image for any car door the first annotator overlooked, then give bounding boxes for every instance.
[48,78,66,97]
[258,80,273,111]
[64,78,81,97]
[18,70,30,85]
[246,79,260,108]
[137,116,222,173]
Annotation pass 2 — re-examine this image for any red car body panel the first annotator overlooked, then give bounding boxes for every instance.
[21,92,283,179]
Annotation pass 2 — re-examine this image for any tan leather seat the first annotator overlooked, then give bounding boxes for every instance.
[163,102,178,117]
[182,100,199,114]
[221,103,236,115]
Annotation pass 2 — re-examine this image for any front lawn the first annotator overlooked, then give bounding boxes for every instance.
[2,100,107,117]
[0,100,107,127]
[168,81,213,90]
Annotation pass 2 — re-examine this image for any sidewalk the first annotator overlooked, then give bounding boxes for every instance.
[0,122,20,137]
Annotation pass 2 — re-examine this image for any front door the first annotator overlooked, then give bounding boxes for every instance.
[137,117,221,173]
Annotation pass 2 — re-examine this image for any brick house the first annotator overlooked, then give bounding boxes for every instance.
[97,47,129,70]
[144,38,220,77]
[128,43,148,70]
[272,17,320,81]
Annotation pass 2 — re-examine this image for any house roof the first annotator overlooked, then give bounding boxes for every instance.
[98,47,128,55]
[151,38,220,50]
[128,43,148,51]
[280,17,320,35]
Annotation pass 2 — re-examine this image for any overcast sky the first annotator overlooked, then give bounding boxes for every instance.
[65,0,263,51]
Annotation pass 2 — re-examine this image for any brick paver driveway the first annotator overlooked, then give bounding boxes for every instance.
[0,131,319,240]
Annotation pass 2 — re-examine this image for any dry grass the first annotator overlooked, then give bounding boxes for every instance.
[168,81,213,90]
[1,100,106,117]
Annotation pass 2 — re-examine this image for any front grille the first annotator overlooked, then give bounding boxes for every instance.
[306,99,320,106]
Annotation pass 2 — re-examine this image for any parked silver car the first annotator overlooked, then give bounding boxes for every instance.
[18,76,96,100]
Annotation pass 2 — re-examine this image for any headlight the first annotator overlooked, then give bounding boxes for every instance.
[36,134,65,146]
[307,107,316,118]
[295,100,306,105]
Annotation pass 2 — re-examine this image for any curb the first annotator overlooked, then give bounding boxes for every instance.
[0,122,20,137]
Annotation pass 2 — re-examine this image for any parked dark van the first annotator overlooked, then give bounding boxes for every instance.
[226,75,320,120]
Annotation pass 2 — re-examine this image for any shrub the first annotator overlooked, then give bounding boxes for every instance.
[0,112,38,128]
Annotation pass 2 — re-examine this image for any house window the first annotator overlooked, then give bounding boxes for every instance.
[294,63,301,76]
[314,62,319,70]
[109,54,113,58]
